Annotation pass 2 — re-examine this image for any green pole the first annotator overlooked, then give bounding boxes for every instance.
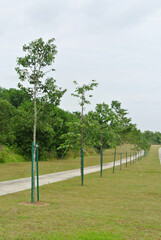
[113,150,116,174]
[31,142,34,203]
[36,144,39,202]
[100,149,103,177]
[81,147,84,186]
[126,152,127,167]
[120,152,122,170]
[130,152,131,166]
[133,152,134,164]
[138,152,139,162]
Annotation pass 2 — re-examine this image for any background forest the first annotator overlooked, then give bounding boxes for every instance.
[0,85,158,163]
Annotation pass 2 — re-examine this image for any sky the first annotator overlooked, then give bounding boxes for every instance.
[0,0,161,132]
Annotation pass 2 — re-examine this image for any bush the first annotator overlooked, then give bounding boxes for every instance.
[0,145,24,163]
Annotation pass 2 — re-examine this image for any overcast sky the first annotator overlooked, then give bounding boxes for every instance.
[0,0,161,132]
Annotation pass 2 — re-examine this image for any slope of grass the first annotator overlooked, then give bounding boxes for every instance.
[0,145,24,163]
[0,145,160,240]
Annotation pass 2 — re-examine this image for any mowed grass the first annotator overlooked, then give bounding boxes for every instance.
[0,145,161,240]
[0,145,131,182]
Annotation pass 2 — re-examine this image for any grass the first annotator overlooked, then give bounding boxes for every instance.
[0,144,133,182]
[0,145,161,239]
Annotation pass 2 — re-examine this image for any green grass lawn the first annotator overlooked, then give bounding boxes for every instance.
[0,145,160,240]
[0,145,133,182]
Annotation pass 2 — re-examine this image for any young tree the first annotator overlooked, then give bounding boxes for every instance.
[71,80,98,185]
[86,103,115,176]
[111,100,133,169]
[58,114,82,155]
[111,100,132,138]
[71,80,98,148]
[15,38,66,203]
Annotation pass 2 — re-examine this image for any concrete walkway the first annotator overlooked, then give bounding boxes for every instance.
[0,151,144,196]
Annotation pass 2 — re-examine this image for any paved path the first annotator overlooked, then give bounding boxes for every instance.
[159,148,161,164]
[0,151,144,196]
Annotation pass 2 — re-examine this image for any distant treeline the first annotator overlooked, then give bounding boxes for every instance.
[0,86,153,161]
[143,131,161,145]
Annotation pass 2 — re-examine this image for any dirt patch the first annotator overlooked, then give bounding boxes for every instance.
[19,201,50,206]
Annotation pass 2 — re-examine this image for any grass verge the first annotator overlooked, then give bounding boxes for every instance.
[0,145,160,239]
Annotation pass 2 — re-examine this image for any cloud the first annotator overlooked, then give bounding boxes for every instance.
[0,0,161,131]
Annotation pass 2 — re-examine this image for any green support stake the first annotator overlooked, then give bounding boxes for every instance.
[81,147,84,186]
[126,152,127,167]
[130,152,131,166]
[31,142,34,203]
[133,152,134,164]
[120,152,122,170]
[138,152,139,162]
[113,150,116,174]
[100,149,103,177]
[36,144,39,202]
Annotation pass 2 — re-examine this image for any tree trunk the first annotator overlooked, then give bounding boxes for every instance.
[100,130,103,151]
[81,92,84,148]
[100,131,103,177]
[80,92,84,185]
[33,81,37,203]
